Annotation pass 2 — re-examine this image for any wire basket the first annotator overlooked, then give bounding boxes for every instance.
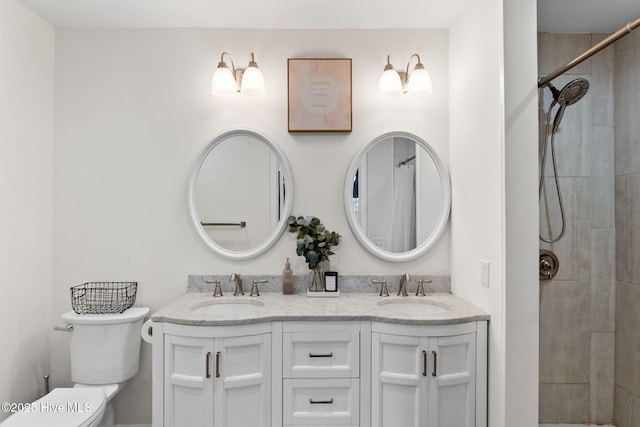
[70,282,137,314]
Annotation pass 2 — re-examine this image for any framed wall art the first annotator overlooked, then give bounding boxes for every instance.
[287,58,352,132]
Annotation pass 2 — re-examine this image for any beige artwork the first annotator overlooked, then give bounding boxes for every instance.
[288,58,352,132]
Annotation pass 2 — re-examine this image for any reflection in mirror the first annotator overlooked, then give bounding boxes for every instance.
[188,129,293,260]
[344,132,450,262]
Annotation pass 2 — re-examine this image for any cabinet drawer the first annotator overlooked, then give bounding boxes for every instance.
[283,378,359,426]
[283,331,359,378]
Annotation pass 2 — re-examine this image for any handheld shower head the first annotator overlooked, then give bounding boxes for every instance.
[547,78,590,133]
[555,78,590,106]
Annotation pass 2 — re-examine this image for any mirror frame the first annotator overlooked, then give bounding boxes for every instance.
[187,129,294,260]
[343,131,451,262]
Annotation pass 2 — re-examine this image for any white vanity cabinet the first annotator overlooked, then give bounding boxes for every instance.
[371,322,487,427]
[155,322,272,427]
[151,294,489,427]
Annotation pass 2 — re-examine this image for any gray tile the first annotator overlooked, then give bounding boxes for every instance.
[590,332,615,422]
[540,281,591,383]
[615,177,630,282]
[615,175,640,285]
[615,283,640,396]
[615,385,631,427]
[539,33,593,76]
[614,30,640,176]
[591,126,615,228]
[591,229,615,332]
[539,383,590,423]
[617,388,640,427]
[590,34,614,126]
[627,175,640,284]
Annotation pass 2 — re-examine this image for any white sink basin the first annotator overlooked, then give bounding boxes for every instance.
[377,299,450,315]
[190,300,265,315]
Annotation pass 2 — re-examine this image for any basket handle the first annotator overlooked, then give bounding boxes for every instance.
[126,284,137,298]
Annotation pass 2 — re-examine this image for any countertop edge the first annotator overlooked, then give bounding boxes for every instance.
[150,292,490,326]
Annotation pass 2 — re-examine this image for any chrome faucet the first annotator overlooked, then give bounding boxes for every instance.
[230,273,244,296]
[397,273,412,297]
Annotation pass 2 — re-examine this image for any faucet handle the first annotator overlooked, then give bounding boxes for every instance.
[251,279,268,297]
[415,278,432,297]
[372,279,389,297]
[207,280,223,297]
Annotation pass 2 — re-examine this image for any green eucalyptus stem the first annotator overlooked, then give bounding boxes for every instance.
[287,215,341,270]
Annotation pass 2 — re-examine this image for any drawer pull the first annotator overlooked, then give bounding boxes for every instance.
[205,352,211,378]
[432,351,437,377]
[310,398,334,405]
[422,350,427,377]
[215,352,221,378]
[309,352,333,358]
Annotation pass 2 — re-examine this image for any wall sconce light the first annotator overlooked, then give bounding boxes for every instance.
[378,54,433,98]
[212,52,265,96]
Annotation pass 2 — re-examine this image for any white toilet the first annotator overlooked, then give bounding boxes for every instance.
[1,307,149,427]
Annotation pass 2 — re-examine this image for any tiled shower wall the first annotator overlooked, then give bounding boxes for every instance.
[613,28,640,427]
[538,33,615,424]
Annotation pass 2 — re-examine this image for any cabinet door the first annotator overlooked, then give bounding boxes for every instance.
[164,334,214,427]
[428,333,476,427]
[215,333,272,427]
[371,333,428,427]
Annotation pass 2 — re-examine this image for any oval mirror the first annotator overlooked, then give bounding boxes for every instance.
[188,129,294,260]
[343,131,450,262]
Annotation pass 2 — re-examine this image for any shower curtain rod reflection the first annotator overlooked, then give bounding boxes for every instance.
[538,16,640,88]
[398,155,416,167]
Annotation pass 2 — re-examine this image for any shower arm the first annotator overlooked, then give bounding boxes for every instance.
[538,16,640,88]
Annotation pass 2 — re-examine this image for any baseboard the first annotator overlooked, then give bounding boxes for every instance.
[115,424,151,427]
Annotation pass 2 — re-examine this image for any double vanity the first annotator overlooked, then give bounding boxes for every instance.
[150,291,488,427]
[155,128,487,426]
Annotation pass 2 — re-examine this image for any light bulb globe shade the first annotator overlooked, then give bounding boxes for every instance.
[378,69,403,98]
[240,66,265,96]
[211,66,236,95]
[407,67,433,96]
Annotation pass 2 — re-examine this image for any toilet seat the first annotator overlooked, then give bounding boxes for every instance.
[1,387,106,427]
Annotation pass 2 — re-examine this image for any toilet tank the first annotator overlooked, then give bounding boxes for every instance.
[61,307,150,384]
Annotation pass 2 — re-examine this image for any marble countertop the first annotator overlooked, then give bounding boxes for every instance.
[151,292,489,326]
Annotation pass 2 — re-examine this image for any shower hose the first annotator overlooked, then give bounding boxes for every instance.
[539,103,566,243]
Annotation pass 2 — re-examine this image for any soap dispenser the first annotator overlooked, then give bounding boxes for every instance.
[282,258,294,294]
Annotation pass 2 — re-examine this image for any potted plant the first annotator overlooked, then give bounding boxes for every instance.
[287,215,341,291]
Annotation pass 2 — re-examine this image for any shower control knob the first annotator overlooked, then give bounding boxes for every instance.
[539,249,559,281]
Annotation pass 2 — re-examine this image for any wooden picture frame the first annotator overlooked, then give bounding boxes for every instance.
[287,58,352,132]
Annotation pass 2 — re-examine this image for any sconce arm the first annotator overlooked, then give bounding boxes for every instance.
[405,53,423,83]
[219,51,236,75]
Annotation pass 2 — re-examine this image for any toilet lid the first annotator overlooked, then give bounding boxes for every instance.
[1,387,106,427]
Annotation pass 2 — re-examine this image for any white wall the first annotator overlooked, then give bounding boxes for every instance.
[0,0,54,421]
[450,0,538,425]
[502,0,539,424]
[51,28,450,424]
